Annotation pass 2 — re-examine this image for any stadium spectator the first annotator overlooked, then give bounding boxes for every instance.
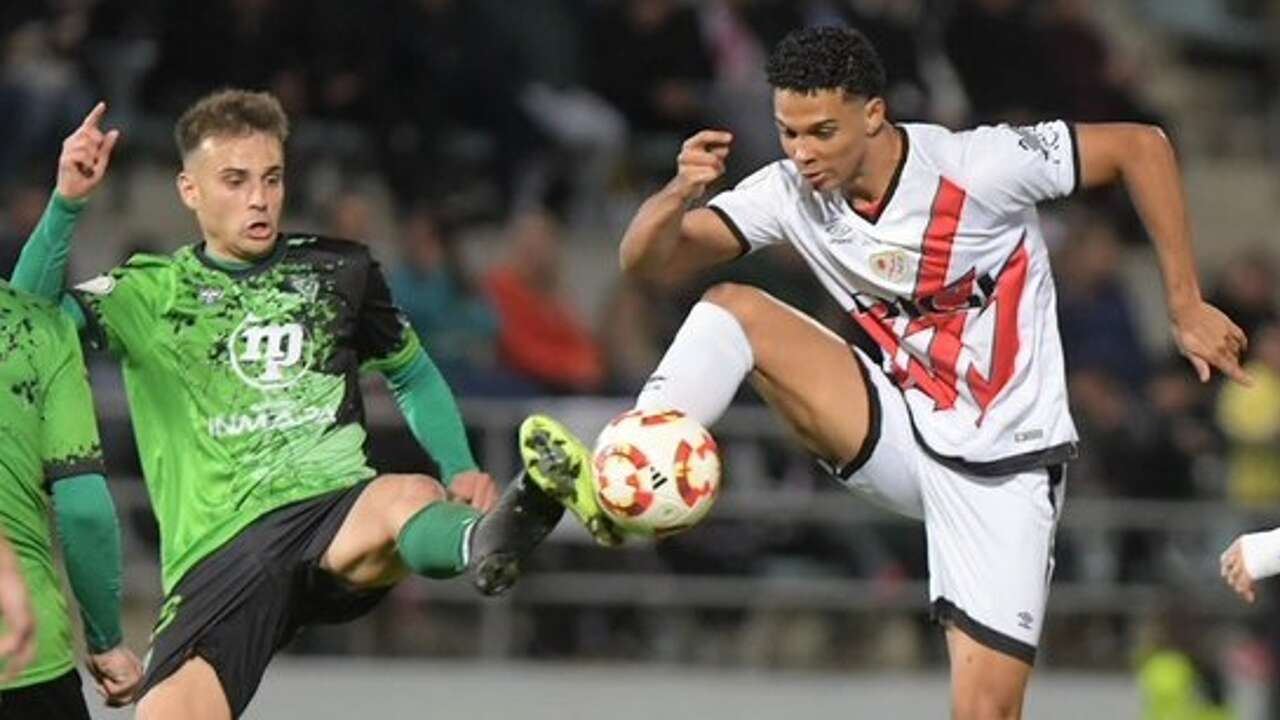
[588,0,714,139]
[944,0,1057,123]
[1039,0,1163,124]
[0,183,49,278]
[1217,322,1280,507]
[1056,213,1150,390]
[1207,250,1278,346]
[388,205,534,397]
[483,207,604,394]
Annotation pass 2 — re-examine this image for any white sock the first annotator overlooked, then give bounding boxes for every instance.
[635,301,754,427]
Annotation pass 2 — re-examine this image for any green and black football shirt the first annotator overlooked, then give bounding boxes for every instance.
[72,235,421,594]
[0,281,104,686]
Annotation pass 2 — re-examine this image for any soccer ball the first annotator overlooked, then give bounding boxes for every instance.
[592,409,721,537]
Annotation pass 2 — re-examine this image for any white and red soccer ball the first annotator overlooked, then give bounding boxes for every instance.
[591,409,721,537]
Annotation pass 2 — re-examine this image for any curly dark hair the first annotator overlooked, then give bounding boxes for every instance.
[764,26,886,100]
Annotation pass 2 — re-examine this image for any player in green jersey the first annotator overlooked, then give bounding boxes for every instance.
[12,91,591,719]
[0,281,142,718]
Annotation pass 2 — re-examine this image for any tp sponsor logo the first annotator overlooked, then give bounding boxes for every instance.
[229,313,311,390]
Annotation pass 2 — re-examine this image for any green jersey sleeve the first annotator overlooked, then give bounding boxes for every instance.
[70,255,171,358]
[357,250,423,375]
[39,311,105,486]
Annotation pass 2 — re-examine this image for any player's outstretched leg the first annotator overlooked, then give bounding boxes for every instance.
[466,469,567,596]
[519,414,621,547]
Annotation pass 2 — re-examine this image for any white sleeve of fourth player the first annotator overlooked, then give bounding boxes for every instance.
[958,120,1080,211]
[1241,527,1280,581]
[705,162,789,253]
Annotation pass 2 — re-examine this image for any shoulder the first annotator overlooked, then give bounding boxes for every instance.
[948,121,1073,169]
[713,160,805,210]
[285,233,373,258]
[0,283,76,354]
[900,122,970,173]
[282,233,382,270]
[119,250,178,276]
[74,251,173,297]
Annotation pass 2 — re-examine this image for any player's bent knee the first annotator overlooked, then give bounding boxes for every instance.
[702,282,770,327]
[376,473,448,530]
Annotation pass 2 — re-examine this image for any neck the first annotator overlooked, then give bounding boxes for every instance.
[843,125,902,205]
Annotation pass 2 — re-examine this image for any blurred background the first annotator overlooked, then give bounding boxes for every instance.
[2,0,1278,717]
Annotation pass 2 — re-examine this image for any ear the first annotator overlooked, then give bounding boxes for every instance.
[176,171,199,211]
[864,97,887,136]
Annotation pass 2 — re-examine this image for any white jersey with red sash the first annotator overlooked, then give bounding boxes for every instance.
[708,120,1080,473]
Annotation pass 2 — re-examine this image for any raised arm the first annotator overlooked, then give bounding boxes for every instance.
[1075,122,1249,385]
[619,130,747,284]
[10,102,119,309]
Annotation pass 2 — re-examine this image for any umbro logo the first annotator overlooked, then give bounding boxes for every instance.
[825,220,854,239]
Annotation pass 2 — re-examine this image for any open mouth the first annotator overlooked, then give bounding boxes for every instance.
[245,221,274,240]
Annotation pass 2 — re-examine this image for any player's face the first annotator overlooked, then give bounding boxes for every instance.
[774,89,885,193]
[177,132,285,261]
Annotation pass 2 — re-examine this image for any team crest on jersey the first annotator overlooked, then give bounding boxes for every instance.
[870,250,911,283]
[229,313,312,390]
[198,286,224,305]
[289,276,320,303]
[75,275,116,296]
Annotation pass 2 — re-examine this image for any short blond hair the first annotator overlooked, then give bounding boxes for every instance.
[174,89,289,159]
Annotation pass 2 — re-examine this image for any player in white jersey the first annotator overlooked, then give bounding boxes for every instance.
[522,26,1250,718]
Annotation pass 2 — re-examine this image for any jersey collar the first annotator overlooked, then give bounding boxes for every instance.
[194,235,288,278]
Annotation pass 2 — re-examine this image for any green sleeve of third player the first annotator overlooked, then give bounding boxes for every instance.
[40,313,105,483]
[52,475,123,653]
[41,315,123,652]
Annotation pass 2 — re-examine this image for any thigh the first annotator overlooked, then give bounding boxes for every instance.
[321,473,447,589]
[925,465,1063,666]
[706,284,872,467]
[946,627,1032,719]
[137,491,348,718]
[0,670,90,720]
[836,346,927,519]
[136,657,230,720]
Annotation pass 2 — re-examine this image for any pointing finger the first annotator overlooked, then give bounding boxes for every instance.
[80,101,107,131]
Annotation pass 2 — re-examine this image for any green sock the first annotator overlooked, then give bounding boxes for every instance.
[397,501,481,579]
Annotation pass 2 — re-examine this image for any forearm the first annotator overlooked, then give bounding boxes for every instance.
[53,475,123,653]
[12,191,85,300]
[620,181,692,279]
[386,349,479,483]
[1119,128,1202,315]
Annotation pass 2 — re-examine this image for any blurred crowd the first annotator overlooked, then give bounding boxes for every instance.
[2,0,1275,492]
[2,0,1280,700]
